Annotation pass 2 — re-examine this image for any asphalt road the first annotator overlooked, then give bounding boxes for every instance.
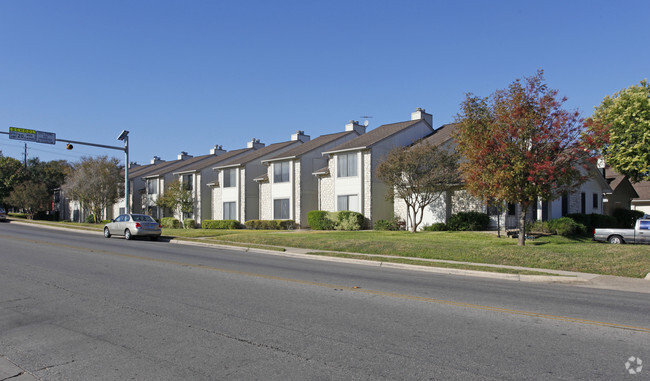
[0,222,648,380]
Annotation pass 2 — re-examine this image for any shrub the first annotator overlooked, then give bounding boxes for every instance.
[101,219,112,224]
[526,220,552,234]
[8,213,27,219]
[566,213,616,234]
[547,217,586,236]
[161,217,180,229]
[447,212,490,231]
[244,219,295,230]
[613,208,644,228]
[183,219,196,229]
[85,214,97,223]
[423,222,448,231]
[202,219,241,229]
[374,218,401,231]
[335,211,364,231]
[307,210,336,230]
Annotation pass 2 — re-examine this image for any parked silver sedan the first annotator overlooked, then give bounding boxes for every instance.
[104,214,162,241]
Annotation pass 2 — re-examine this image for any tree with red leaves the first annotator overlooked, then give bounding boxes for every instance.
[455,71,598,246]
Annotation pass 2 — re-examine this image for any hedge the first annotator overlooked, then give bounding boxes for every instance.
[307,210,365,230]
[161,217,180,229]
[183,218,196,229]
[613,208,644,229]
[447,212,490,231]
[244,220,296,230]
[202,219,241,229]
[307,210,335,230]
[374,217,403,231]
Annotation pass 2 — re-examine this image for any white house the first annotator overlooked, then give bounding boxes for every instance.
[212,136,305,223]
[256,128,360,227]
[314,108,435,227]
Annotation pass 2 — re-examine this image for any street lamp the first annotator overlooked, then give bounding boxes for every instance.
[117,130,130,214]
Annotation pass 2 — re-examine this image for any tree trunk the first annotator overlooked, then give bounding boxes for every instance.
[517,202,529,246]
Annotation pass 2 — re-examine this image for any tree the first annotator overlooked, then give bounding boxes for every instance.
[0,156,27,206]
[155,180,194,222]
[5,181,51,217]
[455,70,597,245]
[62,156,123,223]
[26,158,70,195]
[376,141,460,232]
[590,79,650,182]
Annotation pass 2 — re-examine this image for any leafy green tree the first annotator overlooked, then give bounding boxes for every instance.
[590,79,650,182]
[155,180,194,222]
[455,70,598,245]
[26,158,70,195]
[62,156,123,223]
[376,141,460,232]
[5,181,51,217]
[0,156,27,207]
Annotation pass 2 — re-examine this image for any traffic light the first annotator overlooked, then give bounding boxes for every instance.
[66,143,73,150]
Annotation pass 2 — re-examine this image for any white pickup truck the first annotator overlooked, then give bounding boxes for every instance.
[593,218,650,244]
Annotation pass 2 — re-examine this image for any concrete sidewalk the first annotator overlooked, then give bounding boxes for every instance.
[0,355,38,380]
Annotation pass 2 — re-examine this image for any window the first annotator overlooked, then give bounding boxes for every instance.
[337,152,357,177]
[581,192,586,214]
[274,162,290,183]
[223,169,236,188]
[223,202,236,220]
[507,203,516,216]
[183,174,193,191]
[274,199,290,219]
[561,194,568,216]
[146,179,157,194]
[593,193,598,209]
[337,194,359,212]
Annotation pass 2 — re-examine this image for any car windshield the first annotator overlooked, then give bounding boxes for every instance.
[132,215,156,222]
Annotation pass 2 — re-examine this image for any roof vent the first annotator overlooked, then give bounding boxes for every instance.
[177,151,193,160]
[345,120,366,135]
[291,130,310,142]
[150,156,165,165]
[210,145,227,155]
[247,138,265,149]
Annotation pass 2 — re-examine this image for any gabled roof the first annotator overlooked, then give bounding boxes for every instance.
[263,131,357,163]
[214,140,300,169]
[604,166,640,198]
[141,155,218,179]
[632,181,650,200]
[421,123,459,147]
[128,159,184,180]
[323,120,428,154]
[173,148,252,175]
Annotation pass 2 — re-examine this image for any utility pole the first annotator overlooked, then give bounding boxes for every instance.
[24,143,27,170]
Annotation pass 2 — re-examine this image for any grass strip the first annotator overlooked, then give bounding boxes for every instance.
[175,237,286,252]
[305,251,563,276]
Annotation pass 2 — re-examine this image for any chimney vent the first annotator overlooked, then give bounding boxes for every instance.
[210,145,227,155]
[345,120,366,135]
[177,151,193,160]
[150,156,165,165]
[411,107,433,126]
[291,130,310,142]
[247,138,265,149]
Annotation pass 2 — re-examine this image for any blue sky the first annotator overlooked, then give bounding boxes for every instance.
[1,0,648,165]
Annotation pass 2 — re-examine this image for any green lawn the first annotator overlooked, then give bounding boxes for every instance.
[164,228,649,278]
[11,219,650,278]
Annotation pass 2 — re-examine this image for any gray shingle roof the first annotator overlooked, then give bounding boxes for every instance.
[420,123,459,147]
[172,148,252,174]
[323,120,424,154]
[263,131,357,162]
[141,155,218,178]
[215,140,300,168]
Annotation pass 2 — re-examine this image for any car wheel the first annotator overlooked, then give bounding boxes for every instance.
[608,235,623,244]
[125,229,132,240]
[104,227,111,238]
[150,236,159,241]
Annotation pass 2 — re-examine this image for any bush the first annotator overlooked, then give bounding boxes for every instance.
[183,219,196,229]
[8,213,27,219]
[307,210,335,230]
[161,217,180,229]
[447,212,490,231]
[202,219,241,229]
[566,213,617,234]
[613,208,644,228]
[423,222,448,231]
[335,211,364,231]
[526,220,552,234]
[85,214,97,224]
[101,219,112,224]
[244,220,295,230]
[374,218,401,231]
[547,217,586,236]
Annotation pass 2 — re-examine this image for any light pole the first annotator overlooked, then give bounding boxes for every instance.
[117,130,130,214]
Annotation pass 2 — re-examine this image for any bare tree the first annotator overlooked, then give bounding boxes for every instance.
[376,141,460,232]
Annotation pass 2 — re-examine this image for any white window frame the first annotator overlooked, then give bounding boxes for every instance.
[337,152,358,177]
